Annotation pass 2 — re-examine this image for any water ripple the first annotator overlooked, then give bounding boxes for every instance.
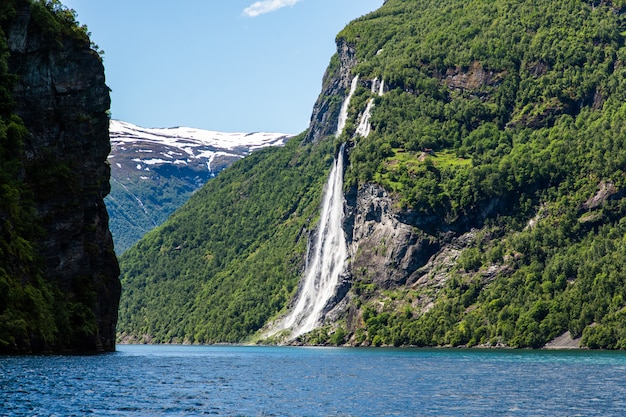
[2,346,626,416]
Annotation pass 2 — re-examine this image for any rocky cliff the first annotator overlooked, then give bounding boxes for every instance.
[304,40,357,144]
[299,0,626,348]
[0,0,119,353]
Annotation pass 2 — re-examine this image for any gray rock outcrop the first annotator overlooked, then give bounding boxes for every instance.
[304,40,357,143]
[346,183,439,288]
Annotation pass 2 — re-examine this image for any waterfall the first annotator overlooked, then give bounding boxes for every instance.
[355,78,384,138]
[267,77,360,340]
[277,143,348,338]
[336,75,359,137]
[355,101,374,138]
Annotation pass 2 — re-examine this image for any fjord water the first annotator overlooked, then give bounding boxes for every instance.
[2,345,626,416]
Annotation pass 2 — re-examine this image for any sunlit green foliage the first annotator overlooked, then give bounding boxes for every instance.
[342,0,626,219]
[120,0,626,348]
[332,0,626,348]
[118,137,335,343]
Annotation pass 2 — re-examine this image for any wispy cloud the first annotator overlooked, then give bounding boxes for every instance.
[243,0,302,17]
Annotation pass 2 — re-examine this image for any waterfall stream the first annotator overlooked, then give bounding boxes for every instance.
[355,100,374,138]
[278,143,348,338]
[267,76,361,340]
[356,78,384,138]
[336,75,359,136]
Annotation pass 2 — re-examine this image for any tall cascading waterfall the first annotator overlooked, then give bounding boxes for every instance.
[268,75,359,340]
[336,75,359,136]
[278,142,348,338]
[356,78,384,138]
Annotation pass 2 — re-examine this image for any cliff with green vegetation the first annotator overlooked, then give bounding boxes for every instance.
[119,0,626,349]
[0,0,119,354]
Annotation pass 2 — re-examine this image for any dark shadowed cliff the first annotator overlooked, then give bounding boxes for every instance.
[0,0,119,353]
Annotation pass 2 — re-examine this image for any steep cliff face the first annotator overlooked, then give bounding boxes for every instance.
[345,184,439,288]
[329,181,479,340]
[0,1,119,353]
[304,40,357,144]
[300,0,626,349]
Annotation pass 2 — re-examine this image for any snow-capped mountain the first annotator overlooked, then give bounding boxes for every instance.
[106,120,292,254]
[108,120,291,181]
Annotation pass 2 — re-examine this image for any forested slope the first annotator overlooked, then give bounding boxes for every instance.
[118,137,335,343]
[332,0,626,349]
[119,0,626,348]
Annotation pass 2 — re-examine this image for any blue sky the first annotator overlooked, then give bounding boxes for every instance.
[61,0,383,134]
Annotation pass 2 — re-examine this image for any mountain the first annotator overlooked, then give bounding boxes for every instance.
[119,0,626,349]
[106,120,291,254]
[0,0,119,353]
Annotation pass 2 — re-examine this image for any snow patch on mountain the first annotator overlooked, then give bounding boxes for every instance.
[107,120,294,254]
[109,120,292,175]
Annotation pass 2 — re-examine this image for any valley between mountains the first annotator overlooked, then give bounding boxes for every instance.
[106,120,291,254]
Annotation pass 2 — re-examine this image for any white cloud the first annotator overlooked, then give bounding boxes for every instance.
[243,0,302,17]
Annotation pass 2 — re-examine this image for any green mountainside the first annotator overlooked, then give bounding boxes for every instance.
[105,120,290,255]
[119,0,626,348]
[118,138,334,343]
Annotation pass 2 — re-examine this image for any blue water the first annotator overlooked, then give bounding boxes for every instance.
[2,345,626,416]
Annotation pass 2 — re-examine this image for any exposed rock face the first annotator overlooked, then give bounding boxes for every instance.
[6,3,120,352]
[346,183,439,288]
[582,180,622,210]
[444,61,505,93]
[322,181,488,339]
[322,182,465,336]
[304,40,357,143]
[543,331,581,350]
[300,33,515,343]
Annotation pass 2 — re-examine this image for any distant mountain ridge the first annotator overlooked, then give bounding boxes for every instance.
[106,120,292,253]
